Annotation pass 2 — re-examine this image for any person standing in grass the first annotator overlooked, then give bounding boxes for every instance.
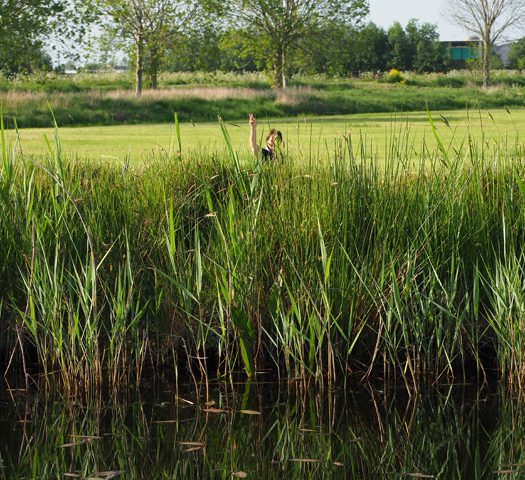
[249,113,283,160]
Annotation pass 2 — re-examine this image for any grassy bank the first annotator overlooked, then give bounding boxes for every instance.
[9,108,524,161]
[4,70,525,93]
[3,70,525,128]
[3,120,525,392]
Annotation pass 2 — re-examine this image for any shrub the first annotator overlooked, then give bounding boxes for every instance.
[383,68,404,83]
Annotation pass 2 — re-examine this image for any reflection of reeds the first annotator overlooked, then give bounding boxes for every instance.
[4,383,525,479]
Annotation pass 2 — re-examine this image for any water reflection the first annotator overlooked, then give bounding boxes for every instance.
[0,381,523,479]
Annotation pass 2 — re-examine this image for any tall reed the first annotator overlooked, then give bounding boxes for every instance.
[2,117,525,391]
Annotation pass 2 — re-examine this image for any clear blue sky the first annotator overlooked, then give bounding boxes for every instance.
[368,0,467,40]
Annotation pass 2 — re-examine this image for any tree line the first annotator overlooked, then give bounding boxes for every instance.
[93,18,451,81]
[2,0,525,94]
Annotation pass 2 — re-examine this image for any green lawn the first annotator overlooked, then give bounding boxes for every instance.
[8,107,524,163]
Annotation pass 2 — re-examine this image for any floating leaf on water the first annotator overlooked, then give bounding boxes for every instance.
[59,441,88,448]
[183,446,204,453]
[232,471,248,478]
[203,408,228,413]
[289,458,321,463]
[204,400,216,406]
[70,435,101,440]
[179,442,206,447]
[333,462,344,467]
[240,410,261,415]
[92,471,122,479]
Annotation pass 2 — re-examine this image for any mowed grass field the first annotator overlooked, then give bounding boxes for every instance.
[8,107,525,163]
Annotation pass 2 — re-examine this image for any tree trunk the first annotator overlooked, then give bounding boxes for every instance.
[482,38,490,88]
[150,46,160,90]
[151,71,158,90]
[282,49,287,89]
[135,38,144,97]
[273,48,283,88]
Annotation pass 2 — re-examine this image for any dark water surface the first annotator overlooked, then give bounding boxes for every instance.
[1,380,524,479]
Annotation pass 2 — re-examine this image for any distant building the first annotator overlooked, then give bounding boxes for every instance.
[442,40,480,67]
[442,38,516,68]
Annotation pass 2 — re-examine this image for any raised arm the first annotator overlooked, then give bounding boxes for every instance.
[249,113,259,157]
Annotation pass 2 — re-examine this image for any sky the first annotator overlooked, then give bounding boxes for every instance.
[368,0,467,41]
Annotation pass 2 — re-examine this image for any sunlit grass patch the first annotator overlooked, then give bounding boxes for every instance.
[6,108,525,165]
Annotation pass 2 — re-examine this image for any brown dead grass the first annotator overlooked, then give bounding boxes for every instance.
[105,87,275,101]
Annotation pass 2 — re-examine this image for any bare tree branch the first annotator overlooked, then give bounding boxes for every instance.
[445,0,525,85]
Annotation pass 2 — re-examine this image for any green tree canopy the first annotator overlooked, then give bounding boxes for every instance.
[95,0,210,95]
[405,19,448,73]
[387,22,410,70]
[91,0,215,95]
[350,22,390,74]
[508,37,525,69]
[217,0,370,87]
[0,0,93,76]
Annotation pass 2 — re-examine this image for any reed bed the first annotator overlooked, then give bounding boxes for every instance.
[2,118,525,392]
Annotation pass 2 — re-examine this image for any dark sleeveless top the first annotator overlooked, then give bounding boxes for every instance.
[262,146,273,160]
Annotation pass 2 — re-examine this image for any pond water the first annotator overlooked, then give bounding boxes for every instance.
[0,380,524,479]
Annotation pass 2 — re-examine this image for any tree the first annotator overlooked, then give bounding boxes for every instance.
[295,21,389,76]
[445,0,525,86]
[219,29,270,72]
[508,37,525,69]
[95,0,200,95]
[351,23,390,74]
[387,22,411,70]
[162,18,225,73]
[295,20,355,76]
[0,0,93,76]
[405,20,448,73]
[219,0,369,88]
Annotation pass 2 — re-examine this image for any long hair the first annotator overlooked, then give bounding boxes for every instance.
[266,129,284,146]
